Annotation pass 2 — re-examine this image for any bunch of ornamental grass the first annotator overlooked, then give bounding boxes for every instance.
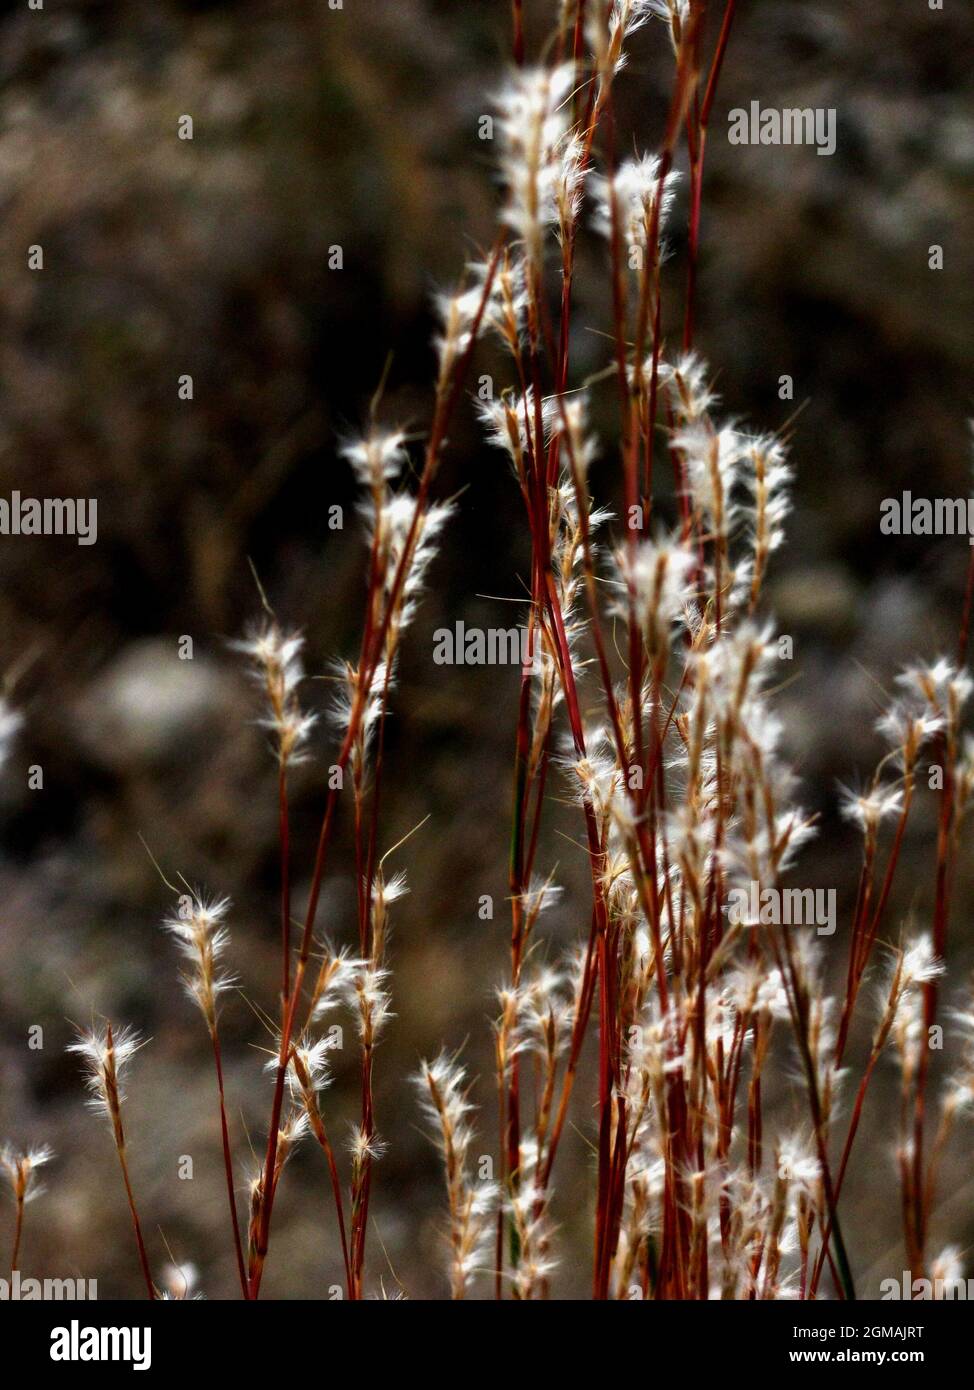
[4,1,974,1301]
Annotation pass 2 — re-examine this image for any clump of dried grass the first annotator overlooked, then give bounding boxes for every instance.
[4,1,973,1302]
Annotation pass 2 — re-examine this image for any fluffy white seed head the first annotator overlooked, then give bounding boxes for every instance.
[590,0,657,76]
[496,63,577,265]
[159,1262,200,1301]
[329,657,395,758]
[311,945,370,1021]
[897,657,972,717]
[839,784,904,836]
[673,421,745,536]
[340,429,409,493]
[67,1024,146,1134]
[590,156,680,263]
[1,1143,53,1205]
[658,352,718,422]
[267,1037,334,1105]
[898,934,945,991]
[232,623,316,766]
[0,697,21,773]
[613,534,697,661]
[161,893,234,1027]
[646,0,691,54]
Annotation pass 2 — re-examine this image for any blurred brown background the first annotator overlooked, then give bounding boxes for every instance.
[1,0,972,1298]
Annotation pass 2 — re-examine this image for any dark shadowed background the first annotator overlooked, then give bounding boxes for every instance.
[1,0,972,1298]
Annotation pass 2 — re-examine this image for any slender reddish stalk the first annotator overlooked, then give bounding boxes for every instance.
[110,1109,155,1302]
[958,543,974,665]
[10,1196,24,1276]
[279,763,291,1007]
[117,1147,155,1300]
[911,742,955,1275]
[683,1,737,350]
[308,1109,352,1295]
[511,0,524,65]
[210,1029,249,1298]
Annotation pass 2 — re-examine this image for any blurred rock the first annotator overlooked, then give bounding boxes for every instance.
[74,639,234,770]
